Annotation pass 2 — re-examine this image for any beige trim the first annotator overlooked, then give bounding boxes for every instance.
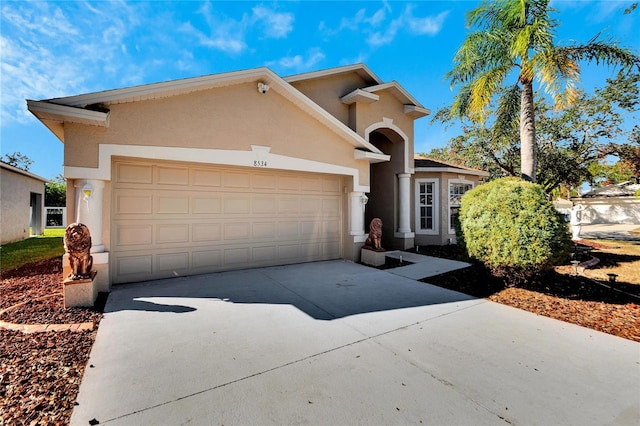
[415,167,490,177]
[403,105,430,119]
[365,118,413,174]
[364,82,429,113]
[283,63,383,85]
[63,144,372,193]
[354,150,390,163]
[26,100,109,128]
[340,89,380,105]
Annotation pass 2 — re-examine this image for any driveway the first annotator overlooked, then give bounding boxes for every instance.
[71,260,639,425]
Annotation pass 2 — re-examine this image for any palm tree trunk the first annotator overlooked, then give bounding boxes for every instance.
[520,81,536,182]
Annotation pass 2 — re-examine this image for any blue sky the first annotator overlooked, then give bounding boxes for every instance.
[1,0,639,180]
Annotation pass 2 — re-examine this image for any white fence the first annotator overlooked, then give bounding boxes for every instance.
[45,207,67,228]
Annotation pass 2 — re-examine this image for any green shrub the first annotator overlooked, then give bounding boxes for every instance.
[457,177,572,286]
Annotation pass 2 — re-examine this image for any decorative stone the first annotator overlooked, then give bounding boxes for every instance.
[363,218,383,251]
[63,223,98,308]
[64,271,97,308]
[361,247,386,267]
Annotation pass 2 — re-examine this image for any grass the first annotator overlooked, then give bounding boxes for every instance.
[0,229,65,273]
[579,239,640,285]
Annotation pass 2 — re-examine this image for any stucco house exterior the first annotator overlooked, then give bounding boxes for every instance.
[572,182,640,225]
[0,161,47,244]
[27,64,484,288]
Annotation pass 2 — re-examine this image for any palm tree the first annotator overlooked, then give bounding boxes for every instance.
[447,0,640,182]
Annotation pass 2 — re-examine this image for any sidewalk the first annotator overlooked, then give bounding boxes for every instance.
[579,223,640,242]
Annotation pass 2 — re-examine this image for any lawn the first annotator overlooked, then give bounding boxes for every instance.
[0,229,65,272]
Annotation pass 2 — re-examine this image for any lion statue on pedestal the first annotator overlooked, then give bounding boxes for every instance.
[64,223,93,280]
[364,218,383,251]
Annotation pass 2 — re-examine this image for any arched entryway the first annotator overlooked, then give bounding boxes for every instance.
[365,124,414,250]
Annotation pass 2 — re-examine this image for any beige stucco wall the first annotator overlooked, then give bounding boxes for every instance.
[1,168,46,244]
[63,82,370,188]
[289,73,370,126]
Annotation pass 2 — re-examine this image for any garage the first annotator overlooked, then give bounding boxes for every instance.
[111,159,344,284]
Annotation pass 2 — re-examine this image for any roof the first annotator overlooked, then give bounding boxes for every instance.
[581,182,640,198]
[27,66,385,155]
[286,63,429,119]
[283,63,383,86]
[0,161,49,183]
[413,156,489,177]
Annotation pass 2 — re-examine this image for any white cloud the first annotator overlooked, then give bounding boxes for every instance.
[271,48,326,72]
[323,3,449,48]
[406,10,450,36]
[251,5,294,39]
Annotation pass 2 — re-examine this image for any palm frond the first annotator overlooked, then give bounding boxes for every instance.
[561,39,640,73]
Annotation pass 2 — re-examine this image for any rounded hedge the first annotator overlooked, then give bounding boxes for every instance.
[457,177,572,283]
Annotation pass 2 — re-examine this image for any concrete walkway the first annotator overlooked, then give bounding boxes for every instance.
[71,260,639,425]
[579,223,640,242]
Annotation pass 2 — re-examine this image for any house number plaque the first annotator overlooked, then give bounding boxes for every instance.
[253,160,268,167]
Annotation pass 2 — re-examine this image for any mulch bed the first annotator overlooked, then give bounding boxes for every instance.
[420,245,640,342]
[1,257,103,425]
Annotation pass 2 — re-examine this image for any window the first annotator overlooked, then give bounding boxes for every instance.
[415,178,438,234]
[448,180,473,233]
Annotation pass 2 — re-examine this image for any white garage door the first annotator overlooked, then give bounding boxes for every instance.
[111,159,344,284]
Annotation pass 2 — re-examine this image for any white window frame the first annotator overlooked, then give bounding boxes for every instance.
[414,178,439,235]
[448,178,474,234]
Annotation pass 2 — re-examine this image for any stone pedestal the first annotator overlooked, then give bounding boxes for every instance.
[361,248,386,267]
[64,271,97,309]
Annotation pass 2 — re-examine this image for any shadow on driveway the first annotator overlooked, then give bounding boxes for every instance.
[104,260,477,320]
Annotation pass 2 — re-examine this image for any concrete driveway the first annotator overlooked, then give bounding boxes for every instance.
[71,260,639,425]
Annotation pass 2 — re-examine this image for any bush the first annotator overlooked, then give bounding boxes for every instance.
[457,177,572,286]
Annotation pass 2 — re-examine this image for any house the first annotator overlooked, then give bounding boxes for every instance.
[0,161,47,244]
[410,156,489,246]
[27,64,485,288]
[572,182,640,225]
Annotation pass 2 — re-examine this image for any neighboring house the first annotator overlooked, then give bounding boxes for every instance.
[27,63,485,288]
[0,161,47,244]
[572,182,640,225]
[410,156,489,246]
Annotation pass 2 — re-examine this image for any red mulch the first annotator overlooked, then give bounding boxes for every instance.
[1,257,103,425]
[419,245,640,342]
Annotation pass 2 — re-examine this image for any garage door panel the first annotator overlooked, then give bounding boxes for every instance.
[191,169,222,187]
[192,250,222,270]
[156,166,189,186]
[224,247,251,265]
[252,246,277,263]
[115,225,153,246]
[252,222,276,239]
[192,197,222,214]
[323,176,342,193]
[116,163,153,184]
[157,195,190,214]
[299,198,322,214]
[224,197,251,214]
[112,160,343,283]
[115,193,153,215]
[251,174,277,189]
[252,197,277,214]
[192,223,222,242]
[157,252,189,274]
[157,224,189,244]
[223,171,250,188]
[115,255,153,280]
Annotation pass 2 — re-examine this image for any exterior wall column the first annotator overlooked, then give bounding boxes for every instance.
[74,179,105,253]
[349,191,367,241]
[395,173,414,237]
